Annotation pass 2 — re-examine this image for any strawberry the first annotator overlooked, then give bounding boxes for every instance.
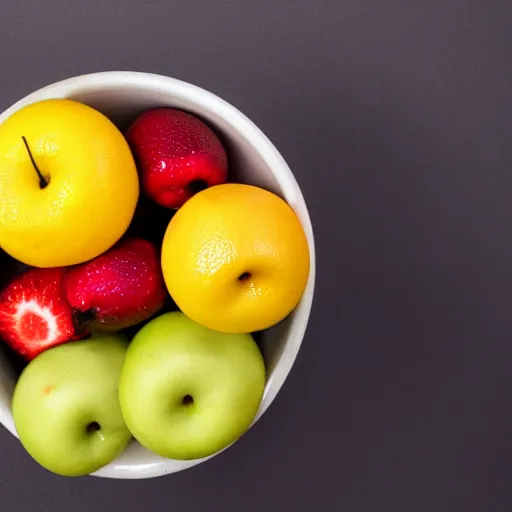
[63,238,167,332]
[0,268,86,360]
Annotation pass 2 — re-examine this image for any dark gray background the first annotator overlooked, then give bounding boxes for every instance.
[0,0,511,510]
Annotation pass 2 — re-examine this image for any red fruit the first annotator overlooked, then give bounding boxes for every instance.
[0,268,82,360]
[126,108,228,209]
[64,238,167,331]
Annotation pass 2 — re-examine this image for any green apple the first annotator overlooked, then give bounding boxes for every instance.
[119,312,266,460]
[12,333,131,477]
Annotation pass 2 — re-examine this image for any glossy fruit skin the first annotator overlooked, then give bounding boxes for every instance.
[119,312,266,460]
[0,268,84,360]
[12,333,131,477]
[126,108,228,209]
[0,99,139,268]
[161,184,310,333]
[64,238,167,331]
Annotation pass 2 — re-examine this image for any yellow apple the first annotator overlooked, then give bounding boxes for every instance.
[0,99,139,268]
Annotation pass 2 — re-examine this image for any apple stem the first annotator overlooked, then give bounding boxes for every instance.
[21,136,48,189]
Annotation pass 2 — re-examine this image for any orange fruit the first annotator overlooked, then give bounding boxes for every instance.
[161,184,310,333]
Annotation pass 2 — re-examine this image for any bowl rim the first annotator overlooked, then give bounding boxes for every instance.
[0,71,316,479]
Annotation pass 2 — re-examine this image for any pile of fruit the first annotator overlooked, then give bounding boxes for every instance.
[0,99,310,477]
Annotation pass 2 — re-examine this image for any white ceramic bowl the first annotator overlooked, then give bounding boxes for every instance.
[0,72,316,479]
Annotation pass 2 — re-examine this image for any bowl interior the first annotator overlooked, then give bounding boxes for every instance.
[0,72,315,478]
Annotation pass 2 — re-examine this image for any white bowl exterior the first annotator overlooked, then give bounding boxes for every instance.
[0,72,316,478]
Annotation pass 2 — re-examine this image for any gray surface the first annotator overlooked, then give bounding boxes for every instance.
[0,0,511,510]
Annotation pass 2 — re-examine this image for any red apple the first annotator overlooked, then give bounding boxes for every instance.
[64,238,167,331]
[126,108,228,209]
